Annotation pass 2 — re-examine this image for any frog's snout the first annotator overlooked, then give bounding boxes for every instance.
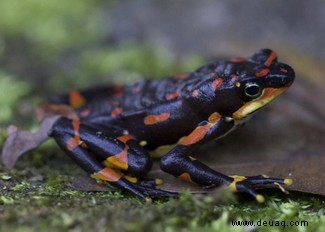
[279,63,295,87]
[266,63,295,88]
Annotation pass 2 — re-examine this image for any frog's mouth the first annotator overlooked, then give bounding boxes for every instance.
[232,87,288,120]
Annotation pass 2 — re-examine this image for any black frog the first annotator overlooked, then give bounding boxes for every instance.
[32,49,295,201]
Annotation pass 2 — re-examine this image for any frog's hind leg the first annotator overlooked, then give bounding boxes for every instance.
[50,84,124,109]
[49,117,177,199]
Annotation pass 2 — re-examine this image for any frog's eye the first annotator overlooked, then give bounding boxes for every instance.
[244,83,262,98]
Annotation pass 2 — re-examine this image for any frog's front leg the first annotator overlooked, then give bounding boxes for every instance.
[160,112,292,202]
[49,117,177,199]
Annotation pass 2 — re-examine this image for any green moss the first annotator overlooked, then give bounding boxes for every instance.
[0,1,323,231]
[0,71,30,123]
[0,0,107,57]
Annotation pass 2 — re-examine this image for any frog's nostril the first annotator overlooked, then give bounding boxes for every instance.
[278,63,295,86]
[265,63,295,88]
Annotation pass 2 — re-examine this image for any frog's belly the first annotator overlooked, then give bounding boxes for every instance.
[148,143,177,158]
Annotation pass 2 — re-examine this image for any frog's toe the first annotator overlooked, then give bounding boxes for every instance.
[242,175,292,187]
[228,175,292,202]
[134,184,179,199]
[139,178,164,188]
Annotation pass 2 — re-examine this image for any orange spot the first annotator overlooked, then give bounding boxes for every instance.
[191,89,199,97]
[230,57,246,63]
[166,92,180,100]
[179,124,212,146]
[67,138,78,151]
[231,74,238,80]
[255,68,270,77]
[176,74,188,80]
[105,134,135,170]
[69,91,86,109]
[212,78,223,91]
[179,172,194,183]
[72,120,81,144]
[113,85,124,96]
[111,107,123,117]
[80,109,91,117]
[117,134,135,143]
[93,167,121,182]
[144,113,170,125]
[280,68,287,73]
[208,112,221,124]
[65,120,83,151]
[105,146,128,170]
[264,51,277,67]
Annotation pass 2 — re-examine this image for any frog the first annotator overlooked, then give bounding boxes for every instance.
[47,48,295,202]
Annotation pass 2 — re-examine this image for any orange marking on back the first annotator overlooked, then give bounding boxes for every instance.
[255,68,270,77]
[179,123,211,146]
[111,107,123,117]
[166,92,180,100]
[144,113,170,125]
[80,109,91,117]
[230,57,246,63]
[176,74,188,80]
[179,172,194,183]
[264,51,277,67]
[117,134,135,143]
[94,167,121,182]
[69,91,86,109]
[113,85,124,96]
[212,78,223,91]
[191,89,199,97]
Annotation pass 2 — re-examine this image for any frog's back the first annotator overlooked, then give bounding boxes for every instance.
[75,69,212,120]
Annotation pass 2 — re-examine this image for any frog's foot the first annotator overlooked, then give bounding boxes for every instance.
[229,175,293,202]
[124,176,163,188]
[138,178,164,188]
[114,178,178,201]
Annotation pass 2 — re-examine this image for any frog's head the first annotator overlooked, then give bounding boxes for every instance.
[231,49,295,120]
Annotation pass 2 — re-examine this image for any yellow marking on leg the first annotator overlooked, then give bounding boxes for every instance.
[149,144,176,158]
[104,147,128,170]
[229,175,247,191]
[284,178,293,186]
[124,176,138,183]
